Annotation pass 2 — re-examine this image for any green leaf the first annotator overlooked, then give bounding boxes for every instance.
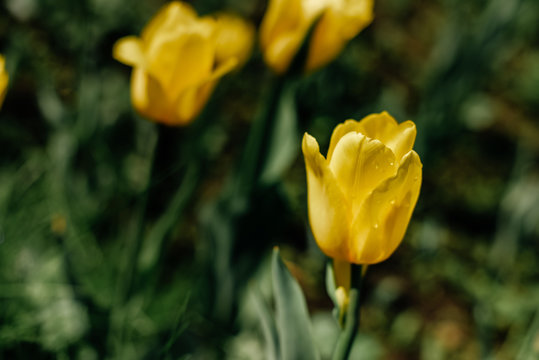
[260,82,299,185]
[516,307,539,360]
[251,289,281,360]
[272,248,320,360]
[325,262,337,307]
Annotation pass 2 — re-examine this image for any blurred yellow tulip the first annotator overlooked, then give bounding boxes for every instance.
[0,55,8,109]
[302,112,422,266]
[113,2,254,126]
[260,0,374,74]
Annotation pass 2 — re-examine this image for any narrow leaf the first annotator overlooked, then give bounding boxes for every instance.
[251,288,281,360]
[260,81,299,185]
[272,247,320,360]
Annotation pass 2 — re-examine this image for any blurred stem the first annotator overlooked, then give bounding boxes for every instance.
[108,123,162,355]
[236,74,288,193]
[119,124,164,303]
[332,264,366,360]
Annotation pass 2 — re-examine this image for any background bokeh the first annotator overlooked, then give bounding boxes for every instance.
[1,0,539,359]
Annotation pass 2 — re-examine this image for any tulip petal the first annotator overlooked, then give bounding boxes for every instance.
[0,55,7,109]
[169,33,214,95]
[175,82,215,125]
[264,32,306,74]
[214,13,255,66]
[349,151,422,264]
[145,29,214,99]
[302,133,352,261]
[209,57,238,81]
[332,0,374,39]
[306,0,373,71]
[131,68,175,125]
[306,12,346,72]
[260,0,302,50]
[140,2,215,93]
[113,36,145,67]
[327,119,363,162]
[328,132,397,211]
[260,0,326,73]
[173,57,237,124]
[355,112,417,161]
[142,1,198,45]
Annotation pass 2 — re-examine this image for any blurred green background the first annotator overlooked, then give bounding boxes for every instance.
[1,0,539,359]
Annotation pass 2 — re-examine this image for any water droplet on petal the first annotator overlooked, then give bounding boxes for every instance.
[374,223,379,229]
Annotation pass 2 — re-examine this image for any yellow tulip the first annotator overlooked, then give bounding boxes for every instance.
[213,13,254,68]
[0,55,8,109]
[302,112,422,266]
[113,2,254,126]
[260,0,374,74]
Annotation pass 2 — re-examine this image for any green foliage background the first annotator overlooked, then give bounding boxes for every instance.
[1,0,539,359]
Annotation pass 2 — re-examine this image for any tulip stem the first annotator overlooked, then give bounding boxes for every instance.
[332,264,366,360]
[108,122,162,354]
[237,74,287,193]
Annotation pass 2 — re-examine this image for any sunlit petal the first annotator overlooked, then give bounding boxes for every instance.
[302,133,353,261]
[350,151,422,263]
[355,112,417,161]
[329,132,397,209]
[113,36,145,67]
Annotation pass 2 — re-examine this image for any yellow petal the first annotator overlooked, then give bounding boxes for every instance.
[142,1,198,45]
[263,31,307,74]
[355,112,417,161]
[174,81,215,125]
[306,12,346,72]
[328,132,397,212]
[172,57,237,125]
[302,133,352,261]
[130,68,175,125]
[209,57,238,81]
[167,33,214,98]
[260,0,302,50]
[0,55,8,109]
[113,36,145,67]
[140,2,215,91]
[175,87,199,124]
[349,151,422,264]
[260,0,327,73]
[333,0,374,39]
[306,0,373,71]
[327,119,363,163]
[213,13,255,67]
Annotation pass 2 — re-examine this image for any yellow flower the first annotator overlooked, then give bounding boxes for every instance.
[302,112,422,265]
[113,2,254,126]
[260,0,374,74]
[0,55,8,109]
[213,13,254,68]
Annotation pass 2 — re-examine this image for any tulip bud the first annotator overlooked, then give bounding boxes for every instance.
[260,0,374,74]
[302,112,422,265]
[0,55,8,109]
[113,1,254,126]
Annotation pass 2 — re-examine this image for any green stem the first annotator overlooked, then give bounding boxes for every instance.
[235,75,287,194]
[108,123,162,355]
[120,123,163,302]
[332,264,365,360]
